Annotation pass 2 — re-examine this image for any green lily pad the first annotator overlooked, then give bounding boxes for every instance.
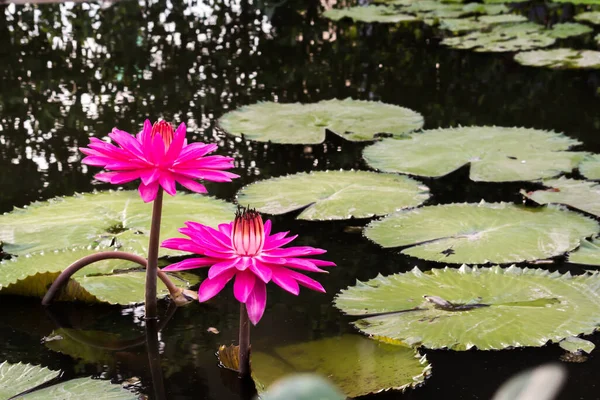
[236,170,430,221]
[575,11,600,25]
[362,126,584,182]
[514,49,600,69]
[579,154,600,180]
[0,248,200,304]
[439,18,490,32]
[218,99,424,144]
[260,375,345,400]
[252,334,430,398]
[559,336,595,354]
[442,22,553,52]
[0,191,235,257]
[0,361,135,399]
[323,5,417,23]
[547,22,592,39]
[462,3,509,15]
[522,178,600,217]
[567,238,600,266]
[483,0,529,3]
[402,1,468,18]
[335,265,600,350]
[364,202,598,264]
[553,0,600,4]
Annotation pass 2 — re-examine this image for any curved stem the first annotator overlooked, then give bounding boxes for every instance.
[238,303,251,378]
[145,188,164,320]
[41,250,179,306]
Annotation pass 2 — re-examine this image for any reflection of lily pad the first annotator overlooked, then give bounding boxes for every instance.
[442,23,553,52]
[579,154,600,180]
[219,99,423,144]
[575,11,600,25]
[323,5,417,23]
[522,178,600,217]
[0,191,235,256]
[568,238,600,266]
[364,202,598,264]
[363,126,585,182]
[45,329,127,366]
[236,170,430,220]
[515,49,600,69]
[252,334,430,398]
[0,248,199,304]
[335,266,600,350]
[0,361,135,399]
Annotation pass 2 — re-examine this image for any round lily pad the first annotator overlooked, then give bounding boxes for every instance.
[568,238,600,266]
[522,178,600,217]
[335,265,600,350]
[236,170,430,220]
[514,49,600,69]
[547,23,592,39]
[0,191,235,256]
[251,334,431,397]
[442,23,554,52]
[579,154,600,180]
[323,5,417,23]
[574,11,600,25]
[362,126,584,182]
[219,99,424,144]
[364,202,598,264]
[439,18,490,33]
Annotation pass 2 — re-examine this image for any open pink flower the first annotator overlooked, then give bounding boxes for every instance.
[161,208,335,325]
[80,120,238,202]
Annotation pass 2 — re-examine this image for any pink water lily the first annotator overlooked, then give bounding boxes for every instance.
[161,208,335,325]
[80,120,238,202]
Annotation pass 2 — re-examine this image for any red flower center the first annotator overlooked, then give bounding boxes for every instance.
[232,208,265,256]
[151,120,175,148]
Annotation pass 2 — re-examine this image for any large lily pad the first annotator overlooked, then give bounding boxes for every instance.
[574,11,600,25]
[362,126,585,182]
[522,178,600,217]
[442,23,554,52]
[0,247,200,304]
[0,191,235,256]
[514,49,600,69]
[579,154,600,180]
[334,266,600,350]
[251,334,430,398]
[218,99,424,144]
[567,238,600,266]
[323,5,417,23]
[0,361,135,399]
[364,202,598,264]
[236,170,430,221]
[547,23,592,39]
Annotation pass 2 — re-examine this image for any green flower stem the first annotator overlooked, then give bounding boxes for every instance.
[239,303,251,378]
[145,188,164,320]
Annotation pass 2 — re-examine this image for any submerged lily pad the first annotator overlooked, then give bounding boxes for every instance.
[0,248,200,304]
[364,202,598,264]
[363,126,584,182]
[0,361,135,399]
[522,178,600,217]
[219,99,424,144]
[236,170,430,220]
[251,334,430,397]
[514,49,600,69]
[323,5,417,23]
[579,154,600,180]
[442,23,553,52]
[567,238,600,266]
[575,11,600,25]
[335,266,600,350]
[0,191,235,256]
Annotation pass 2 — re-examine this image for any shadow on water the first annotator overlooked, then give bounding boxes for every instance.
[1,0,600,398]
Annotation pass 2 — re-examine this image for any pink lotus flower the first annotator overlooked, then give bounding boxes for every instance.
[80,120,238,202]
[161,209,335,324]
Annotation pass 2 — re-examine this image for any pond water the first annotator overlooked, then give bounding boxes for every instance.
[1,0,600,398]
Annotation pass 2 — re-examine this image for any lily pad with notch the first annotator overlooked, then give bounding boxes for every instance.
[521,178,600,217]
[567,237,600,266]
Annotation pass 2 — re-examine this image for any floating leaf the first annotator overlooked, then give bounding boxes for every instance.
[483,0,530,3]
[0,248,200,304]
[575,11,600,25]
[439,18,489,32]
[442,22,553,52]
[553,0,600,4]
[579,154,600,180]
[260,375,345,400]
[567,238,600,266]
[559,336,595,354]
[219,99,423,144]
[514,48,600,69]
[322,5,417,23]
[522,178,600,217]
[363,126,584,182]
[251,334,430,398]
[476,14,528,25]
[462,3,509,15]
[236,170,430,221]
[364,202,598,264]
[491,364,566,400]
[547,22,592,39]
[0,361,135,399]
[335,266,600,350]
[0,191,235,256]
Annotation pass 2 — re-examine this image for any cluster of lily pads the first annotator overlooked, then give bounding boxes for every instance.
[5,98,600,397]
[324,0,600,69]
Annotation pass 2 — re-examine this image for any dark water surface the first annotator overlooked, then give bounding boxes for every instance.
[2,0,600,399]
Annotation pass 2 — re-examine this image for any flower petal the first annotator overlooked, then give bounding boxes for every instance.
[271,267,300,295]
[159,172,177,196]
[162,257,216,271]
[287,269,326,293]
[234,270,256,303]
[245,280,267,325]
[164,122,187,162]
[197,269,236,302]
[208,258,240,279]
[138,181,160,203]
[249,258,272,283]
[176,176,208,194]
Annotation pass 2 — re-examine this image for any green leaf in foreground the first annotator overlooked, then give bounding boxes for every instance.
[514,49,600,69]
[335,266,600,350]
[364,202,598,264]
[579,154,600,180]
[323,5,417,23]
[521,178,600,217]
[236,170,430,220]
[251,334,430,398]
[0,191,235,256]
[363,126,585,182]
[218,99,424,144]
[567,238,600,266]
[0,361,135,399]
